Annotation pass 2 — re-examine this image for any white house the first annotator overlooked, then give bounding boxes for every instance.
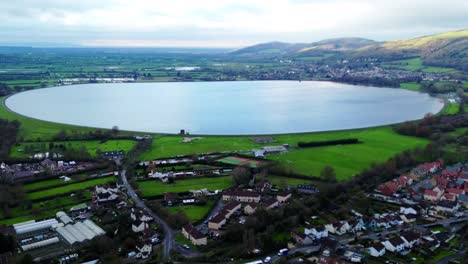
[368,243,386,257]
[349,219,366,233]
[400,207,417,215]
[305,225,328,239]
[132,220,149,233]
[401,232,420,249]
[325,221,350,235]
[383,237,406,252]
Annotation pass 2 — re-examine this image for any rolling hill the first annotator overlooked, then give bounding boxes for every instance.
[231,29,468,71]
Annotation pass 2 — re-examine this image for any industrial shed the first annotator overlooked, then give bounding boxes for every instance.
[21,237,60,252]
[14,219,59,235]
[54,216,105,245]
[56,211,74,225]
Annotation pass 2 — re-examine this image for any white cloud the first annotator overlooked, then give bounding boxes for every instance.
[0,0,467,47]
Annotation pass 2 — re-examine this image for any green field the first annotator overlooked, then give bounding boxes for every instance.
[138,176,233,197]
[384,58,456,73]
[26,176,115,200]
[400,82,421,91]
[442,103,460,115]
[22,173,92,191]
[10,139,136,158]
[168,200,215,223]
[23,178,71,192]
[141,127,429,180]
[0,192,92,225]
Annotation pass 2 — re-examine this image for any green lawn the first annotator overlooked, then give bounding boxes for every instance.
[26,176,115,200]
[442,103,460,115]
[400,82,421,91]
[10,139,137,158]
[138,176,233,197]
[168,200,215,223]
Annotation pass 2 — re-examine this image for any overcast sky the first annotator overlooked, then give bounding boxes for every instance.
[1,0,467,48]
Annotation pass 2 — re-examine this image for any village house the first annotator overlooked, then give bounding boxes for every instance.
[401,231,420,249]
[244,203,258,215]
[94,185,119,205]
[325,221,350,235]
[382,237,406,252]
[363,217,377,230]
[291,232,314,246]
[424,189,441,202]
[255,179,272,193]
[400,213,417,223]
[132,219,149,233]
[459,194,468,208]
[434,200,460,214]
[224,201,241,218]
[182,224,207,246]
[222,189,261,203]
[368,243,386,257]
[400,207,418,215]
[263,198,279,210]
[276,191,292,203]
[208,211,227,230]
[41,159,57,170]
[377,181,399,196]
[348,219,366,233]
[305,226,328,239]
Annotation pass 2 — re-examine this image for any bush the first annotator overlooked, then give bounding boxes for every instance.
[297,138,360,148]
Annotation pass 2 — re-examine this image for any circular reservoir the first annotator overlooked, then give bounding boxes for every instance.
[5,81,444,135]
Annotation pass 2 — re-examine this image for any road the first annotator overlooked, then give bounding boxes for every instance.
[261,243,321,263]
[434,251,466,264]
[120,169,174,262]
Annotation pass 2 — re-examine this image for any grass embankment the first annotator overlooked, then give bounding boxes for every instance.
[0,96,101,141]
[140,127,429,180]
[138,176,233,197]
[26,176,115,200]
[400,82,421,91]
[168,200,215,223]
[10,139,137,158]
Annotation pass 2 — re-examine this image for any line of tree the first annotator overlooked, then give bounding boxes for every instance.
[0,119,19,158]
[395,113,468,138]
[297,138,360,148]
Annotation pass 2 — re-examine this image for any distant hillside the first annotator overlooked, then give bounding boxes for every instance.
[296,37,377,54]
[230,41,308,56]
[353,29,468,71]
[231,29,468,71]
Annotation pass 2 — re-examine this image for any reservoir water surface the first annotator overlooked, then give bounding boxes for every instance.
[5,81,444,135]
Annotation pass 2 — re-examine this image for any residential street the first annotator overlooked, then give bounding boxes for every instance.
[120,169,174,262]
